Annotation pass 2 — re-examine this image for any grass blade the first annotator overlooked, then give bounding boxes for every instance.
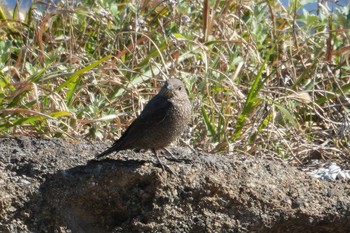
[55,55,112,106]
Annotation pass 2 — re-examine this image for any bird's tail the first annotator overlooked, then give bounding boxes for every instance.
[95,146,117,158]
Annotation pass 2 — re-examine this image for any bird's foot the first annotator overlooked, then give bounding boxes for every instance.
[152,149,176,174]
[162,148,193,164]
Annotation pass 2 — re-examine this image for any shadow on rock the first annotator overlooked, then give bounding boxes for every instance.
[29,159,159,233]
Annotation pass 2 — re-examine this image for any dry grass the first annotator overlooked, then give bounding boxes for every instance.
[0,0,349,164]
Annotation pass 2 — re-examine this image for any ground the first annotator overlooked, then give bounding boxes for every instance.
[0,136,349,233]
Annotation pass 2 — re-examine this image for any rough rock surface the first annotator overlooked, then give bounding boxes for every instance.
[0,136,349,233]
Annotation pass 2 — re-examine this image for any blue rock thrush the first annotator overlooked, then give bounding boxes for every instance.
[96,79,191,163]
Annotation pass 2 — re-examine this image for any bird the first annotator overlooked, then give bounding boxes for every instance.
[96,78,191,166]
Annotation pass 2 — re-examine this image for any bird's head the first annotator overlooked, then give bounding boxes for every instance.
[158,79,188,99]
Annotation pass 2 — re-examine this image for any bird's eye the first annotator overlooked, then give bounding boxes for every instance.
[178,87,182,91]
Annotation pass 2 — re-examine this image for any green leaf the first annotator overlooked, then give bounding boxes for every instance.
[274,102,298,127]
[55,55,112,106]
[249,111,274,144]
[232,46,275,140]
[12,116,44,126]
[315,82,350,105]
[201,105,216,138]
[50,111,72,118]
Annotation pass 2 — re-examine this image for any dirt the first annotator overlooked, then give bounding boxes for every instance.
[0,136,349,233]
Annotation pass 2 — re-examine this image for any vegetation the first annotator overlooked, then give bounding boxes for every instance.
[0,0,349,163]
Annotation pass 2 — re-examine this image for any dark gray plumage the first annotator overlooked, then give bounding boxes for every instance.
[96,78,191,158]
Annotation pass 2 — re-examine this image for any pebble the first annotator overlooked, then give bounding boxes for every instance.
[307,163,350,181]
[337,171,347,180]
[20,179,31,186]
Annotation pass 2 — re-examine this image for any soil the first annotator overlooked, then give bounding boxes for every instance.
[0,136,349,233]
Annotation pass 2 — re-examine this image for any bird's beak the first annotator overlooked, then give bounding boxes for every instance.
[162,84,175,98]
[165,87,174,98]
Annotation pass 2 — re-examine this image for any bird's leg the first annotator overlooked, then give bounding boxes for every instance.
[163,147,178,160]
[162,148,193,163]
[152,149,175,174]
[179,138,199,156]
[152,149,164,169]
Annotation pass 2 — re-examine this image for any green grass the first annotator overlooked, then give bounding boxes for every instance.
[0,0,349,162]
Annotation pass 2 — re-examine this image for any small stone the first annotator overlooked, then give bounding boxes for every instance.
[329,163,341,174]
[316,168,327,175]
[330,173,338,180]
[345,172,350,179]
[337,171,347,180]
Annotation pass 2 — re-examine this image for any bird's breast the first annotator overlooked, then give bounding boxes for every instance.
[141,97,191,149]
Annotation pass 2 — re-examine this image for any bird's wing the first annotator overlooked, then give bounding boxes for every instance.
[110,95,172,149]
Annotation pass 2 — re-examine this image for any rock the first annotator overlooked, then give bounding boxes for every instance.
[0,136,349,232]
